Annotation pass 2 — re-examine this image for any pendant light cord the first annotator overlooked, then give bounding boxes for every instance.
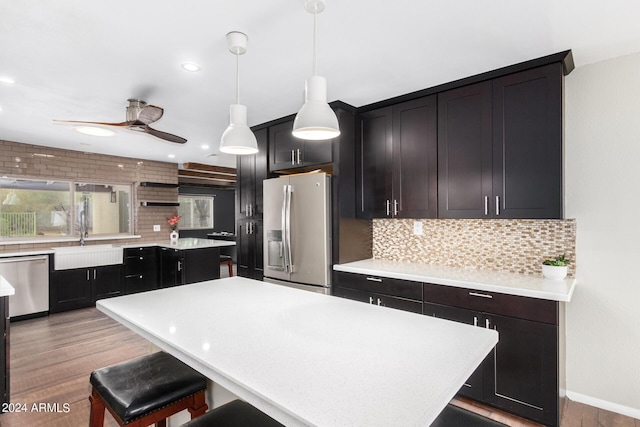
[312,8,317,75]
[235,51,240,104]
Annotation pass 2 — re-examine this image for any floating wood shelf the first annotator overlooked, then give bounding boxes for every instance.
[139,182,179,188]
[140,201,180,207]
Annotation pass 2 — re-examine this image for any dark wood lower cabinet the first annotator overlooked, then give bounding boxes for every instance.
[124,247,158,294]
[50,265,123,313]
[424,286,560,427]
[332,271,423,314]
[237,219,263,280]
[183,247,220,283]
[333,286,423,314]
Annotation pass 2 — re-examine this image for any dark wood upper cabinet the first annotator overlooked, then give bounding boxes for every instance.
[492,64,563,218]
[438,81,493,218]
[358,95,437,219]
[236,127,268,219]
[269,120,333,171]
[358,106,393,218]
[438,63,563,219]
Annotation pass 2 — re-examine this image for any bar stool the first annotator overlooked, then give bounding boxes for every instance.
[181,400,283,427]
[220,255,233,277]
[431,404,508,427]
[89,351,208,427]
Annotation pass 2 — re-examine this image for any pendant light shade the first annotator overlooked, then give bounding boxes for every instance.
[292,0,340,141]
[219,31,258,155]
[292,75,340,140]
[220,104,258,154]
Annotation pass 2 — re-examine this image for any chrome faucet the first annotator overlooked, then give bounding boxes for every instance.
[79,210,88,246]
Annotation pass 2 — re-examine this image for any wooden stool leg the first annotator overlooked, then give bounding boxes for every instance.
[228,261,233,277]
[187,391,208,419]
[89,388,106,427]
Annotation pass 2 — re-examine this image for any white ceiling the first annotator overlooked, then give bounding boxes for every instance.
[1,0,640,169]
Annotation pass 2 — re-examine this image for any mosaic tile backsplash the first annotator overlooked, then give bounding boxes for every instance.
[372,219,576,277]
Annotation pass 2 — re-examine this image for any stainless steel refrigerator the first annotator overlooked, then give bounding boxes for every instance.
[263,172,331,294]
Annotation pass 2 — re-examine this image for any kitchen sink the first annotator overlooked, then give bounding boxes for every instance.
[52,244,123,270]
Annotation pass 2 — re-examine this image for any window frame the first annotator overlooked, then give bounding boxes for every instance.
[177,195,214,230]
[0,176,134,242]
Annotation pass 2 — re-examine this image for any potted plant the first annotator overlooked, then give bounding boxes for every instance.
[542,254,569,280]
[167,214,181,243]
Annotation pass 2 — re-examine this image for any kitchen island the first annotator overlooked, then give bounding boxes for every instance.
[0,275,15,407]
[97,276,498,427]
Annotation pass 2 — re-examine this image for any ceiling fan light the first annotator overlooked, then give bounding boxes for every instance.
[220,104,258,155]
[292,76,340,140]
[74,126,115,137]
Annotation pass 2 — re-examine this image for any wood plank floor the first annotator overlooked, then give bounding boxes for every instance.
[2,302,638,425]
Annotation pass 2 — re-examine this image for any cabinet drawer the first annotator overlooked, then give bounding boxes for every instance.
[124,246,157,258]
[333,287,423,314]
[423,283,557,325]
[125,255,156,274]
[334,271,422,301]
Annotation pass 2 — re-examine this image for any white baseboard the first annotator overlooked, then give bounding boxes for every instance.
[566,390,640,420]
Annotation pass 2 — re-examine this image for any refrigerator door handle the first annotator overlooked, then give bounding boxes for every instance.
[285,184,293,272]
[281,185,289,272]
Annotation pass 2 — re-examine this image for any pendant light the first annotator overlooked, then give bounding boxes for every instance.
[220,31,259,155]
[292,0,340,141]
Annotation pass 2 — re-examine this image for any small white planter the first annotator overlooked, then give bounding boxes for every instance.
[542,264,568,280]
[170,230,179,243]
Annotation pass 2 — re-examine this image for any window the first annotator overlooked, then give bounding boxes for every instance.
[0,177,131,239]
[178,195,214,230]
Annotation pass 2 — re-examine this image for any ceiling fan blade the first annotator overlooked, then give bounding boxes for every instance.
[143,126,187,144]
[138,105,163,124]
[53,119,131,127]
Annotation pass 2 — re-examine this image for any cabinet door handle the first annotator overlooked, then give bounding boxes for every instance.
[485,318,490,329]
[469,291,493,299]
[369,296,374,304]
[296,148,302,165]
[393,199,399,216]
[484,196,489,216]
[94,269,96,280]
[177,261,182,272]
[495,196,500,216]
[291,150,296,165]
[366,277,382,282]
[377,298,383,306]
[385,200,391,216]
[86,270,90,281]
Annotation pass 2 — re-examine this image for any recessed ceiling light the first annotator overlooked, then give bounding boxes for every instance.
[201,144,210,150]
[74,126,115,137]
[0,76,15,84]
[181,63,201,72]
[168,154,176,159]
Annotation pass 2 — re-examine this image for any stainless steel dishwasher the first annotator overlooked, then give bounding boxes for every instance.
[0,255,49,318]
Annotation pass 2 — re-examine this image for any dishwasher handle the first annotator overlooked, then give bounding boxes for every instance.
[0,255,49,264]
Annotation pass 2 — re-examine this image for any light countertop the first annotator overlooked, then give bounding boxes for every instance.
[0,275,15,297]
[97,277,498,427]
[0,237,235,259]
[334,258,576,302]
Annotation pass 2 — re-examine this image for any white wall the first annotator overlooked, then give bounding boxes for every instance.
[565,52,640,418]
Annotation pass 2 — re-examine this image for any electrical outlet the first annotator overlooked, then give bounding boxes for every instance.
[153,225,161,232]
[413,221,423,236]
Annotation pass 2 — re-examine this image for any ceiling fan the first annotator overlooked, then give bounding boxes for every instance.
[54,99,187,144]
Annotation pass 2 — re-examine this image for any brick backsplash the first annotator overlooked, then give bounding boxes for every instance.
[372,218,576,277]
[0,140,179,253]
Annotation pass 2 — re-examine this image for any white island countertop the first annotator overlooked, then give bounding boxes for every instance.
[97,277,498,427]
[0,274,15,297]
[334,258,576,302]
[121,237,235,250]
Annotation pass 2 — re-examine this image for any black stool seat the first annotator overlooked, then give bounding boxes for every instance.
[219,255,232,261]
[431,404,508,427]
[181,400,283,427]
[90,351,207,424]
